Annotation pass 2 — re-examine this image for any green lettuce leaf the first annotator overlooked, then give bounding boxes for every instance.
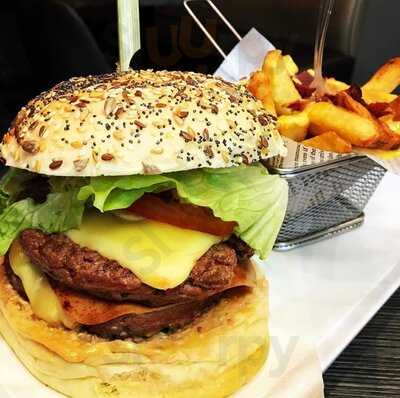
[0,176,86,255]
[79,164,288,259]
[0,164,287,259]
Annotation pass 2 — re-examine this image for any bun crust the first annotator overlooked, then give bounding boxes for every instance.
[0,257,269,398]
[0,70,285,176]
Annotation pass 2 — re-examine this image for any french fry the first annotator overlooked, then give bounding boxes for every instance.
[277,112,309,142]
[248,49,400,153]
[261,50,279,74]
[247,71,276,116]
[307,102,380,146]
[371,121,400,150]
[362,57,400,93]
[302,131,352,154]
[362,89,397,104]
[335,92,400,150]
[325,77,350,93]
[380,114,400,134]
[262,50,301,115]
[283,55,299,77]
[335,91,374,120]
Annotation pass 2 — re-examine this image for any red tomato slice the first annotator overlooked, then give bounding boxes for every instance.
[128,194,236,236]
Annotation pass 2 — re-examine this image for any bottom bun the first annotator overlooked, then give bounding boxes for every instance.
[0,257,269,398]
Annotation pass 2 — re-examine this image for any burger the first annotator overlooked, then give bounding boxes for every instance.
[0,70,287,398]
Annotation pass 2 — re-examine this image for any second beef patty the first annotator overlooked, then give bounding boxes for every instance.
[19,229,253,307]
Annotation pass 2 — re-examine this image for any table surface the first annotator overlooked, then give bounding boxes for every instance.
[324,287,400,397]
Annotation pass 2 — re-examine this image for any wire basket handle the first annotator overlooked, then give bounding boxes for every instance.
[184,0,242,58]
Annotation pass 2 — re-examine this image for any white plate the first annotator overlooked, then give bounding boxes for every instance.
[1,173,399,397]
[265,172,400,371]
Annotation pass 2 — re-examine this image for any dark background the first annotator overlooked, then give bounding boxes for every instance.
[1,0,399,137]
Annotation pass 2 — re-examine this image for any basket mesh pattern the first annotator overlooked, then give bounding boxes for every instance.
[275,158,386,243]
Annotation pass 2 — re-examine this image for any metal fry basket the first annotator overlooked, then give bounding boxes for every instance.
[186,0,387,249]
[267,156,386,250]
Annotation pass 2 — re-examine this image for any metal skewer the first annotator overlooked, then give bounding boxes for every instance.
[184,0,242,59]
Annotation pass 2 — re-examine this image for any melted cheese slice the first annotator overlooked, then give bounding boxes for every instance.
[8,240,74,328]
[66,212,222,290]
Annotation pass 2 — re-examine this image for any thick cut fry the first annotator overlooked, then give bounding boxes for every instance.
[335,92,400,150]
[283,55,299,76]
[308,102,380,146]
[363,57,400,93]
[262,50,301,115]
[261,50,279,74]
[362,89,397,104]
[325,78,349,93]
[277,112,309,142]
[371,121,400,150]
[302,131,352,154]
[247,71,276,116]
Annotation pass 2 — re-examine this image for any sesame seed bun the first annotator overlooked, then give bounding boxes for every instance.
[0,70,285,176]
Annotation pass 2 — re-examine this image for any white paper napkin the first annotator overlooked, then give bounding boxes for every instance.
[214,28,275,82]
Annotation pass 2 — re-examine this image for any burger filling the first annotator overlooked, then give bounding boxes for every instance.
[5,190,256,340]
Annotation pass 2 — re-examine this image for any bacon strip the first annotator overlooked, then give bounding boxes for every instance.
[391,97,400,121]
[51,262,255,326]
[367,102,392,118]
[293,71,315,98]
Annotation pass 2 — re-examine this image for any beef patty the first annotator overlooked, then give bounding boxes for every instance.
[19,230,253,307]
[5,260,244,340]
[84,294,223,339]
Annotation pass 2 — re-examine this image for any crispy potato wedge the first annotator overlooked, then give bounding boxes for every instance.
[363,57,400,93]
[247,71,276,116]
[307,102,380,146]
[302,131,352,153]
[262,50,301,115]
[277,112,309,142]
[283,55,299,77]
[362,89,397,104]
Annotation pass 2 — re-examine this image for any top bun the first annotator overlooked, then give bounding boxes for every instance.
[0,70,285,176]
